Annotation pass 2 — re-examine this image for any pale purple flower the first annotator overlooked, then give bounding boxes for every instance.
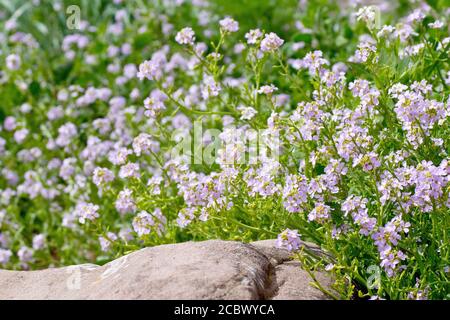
[400,43,425,58]
[130,88,140,100]
[0,248,12,265]
[282,174,308,213]
[47,106,64,121]
[75,202,100,224]
[175,27,196,45]
[301,50,330,76]
[137,59,162,80]
[56,122,77,147]
[377,25,395,38]
[18,103,31,114]
[176,207,196,228]
[353,152,381,172]
[5,19,17,31]
[352,41,377,63]
[201,76,221,99]
[237,106,257,120]
[59,158,77,180]
[144,96,166,118]
[245,29,262,44]
[132,133,159,156]
[119,162,140,179]
[380,248,407,277]
[115,188,136,215]
[92,167,115,186]
[119,227,134,241]
[123,63,137,79]
[14,128,29,144]
[121,43,131,55]
[99,232,117,252]
[276,229,301,252]
[242,162,282,196]
[3,116,17,131]
[32,234,46,250]
[108,147,132,165]
[199,207,209,221]
[393,23,417,43]
[132,211,155,237]
[6,54,21,70]
[0,138,5,155]
[308,203,331,223]
[18,246,33,263]
[257,84,278,95]
[356,6,378,27]
[219,17,239,32]
[92,118,111,135]
[406,9,426,24]
[109,96,126,109]
[260,32,284,52]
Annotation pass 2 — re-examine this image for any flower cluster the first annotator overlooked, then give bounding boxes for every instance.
[0,0,448,300]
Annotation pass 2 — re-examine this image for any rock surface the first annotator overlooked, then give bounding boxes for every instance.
[0,239,333,300]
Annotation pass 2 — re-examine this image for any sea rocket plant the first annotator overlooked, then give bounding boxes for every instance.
[0,0,448,299]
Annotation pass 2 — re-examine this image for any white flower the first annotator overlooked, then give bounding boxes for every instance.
[175,27,196,45]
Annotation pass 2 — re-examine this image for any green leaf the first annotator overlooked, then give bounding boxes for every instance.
[292,33,313,43]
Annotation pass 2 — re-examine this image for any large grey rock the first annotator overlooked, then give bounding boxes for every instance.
[251,240,336,300]
[0,239,333,300]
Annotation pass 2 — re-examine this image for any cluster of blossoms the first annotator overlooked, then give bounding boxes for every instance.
[132,208,167,237]
[75,203,100,224]
[0,0,448,300]
[389,82,447,148]
[276,228,301,251]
